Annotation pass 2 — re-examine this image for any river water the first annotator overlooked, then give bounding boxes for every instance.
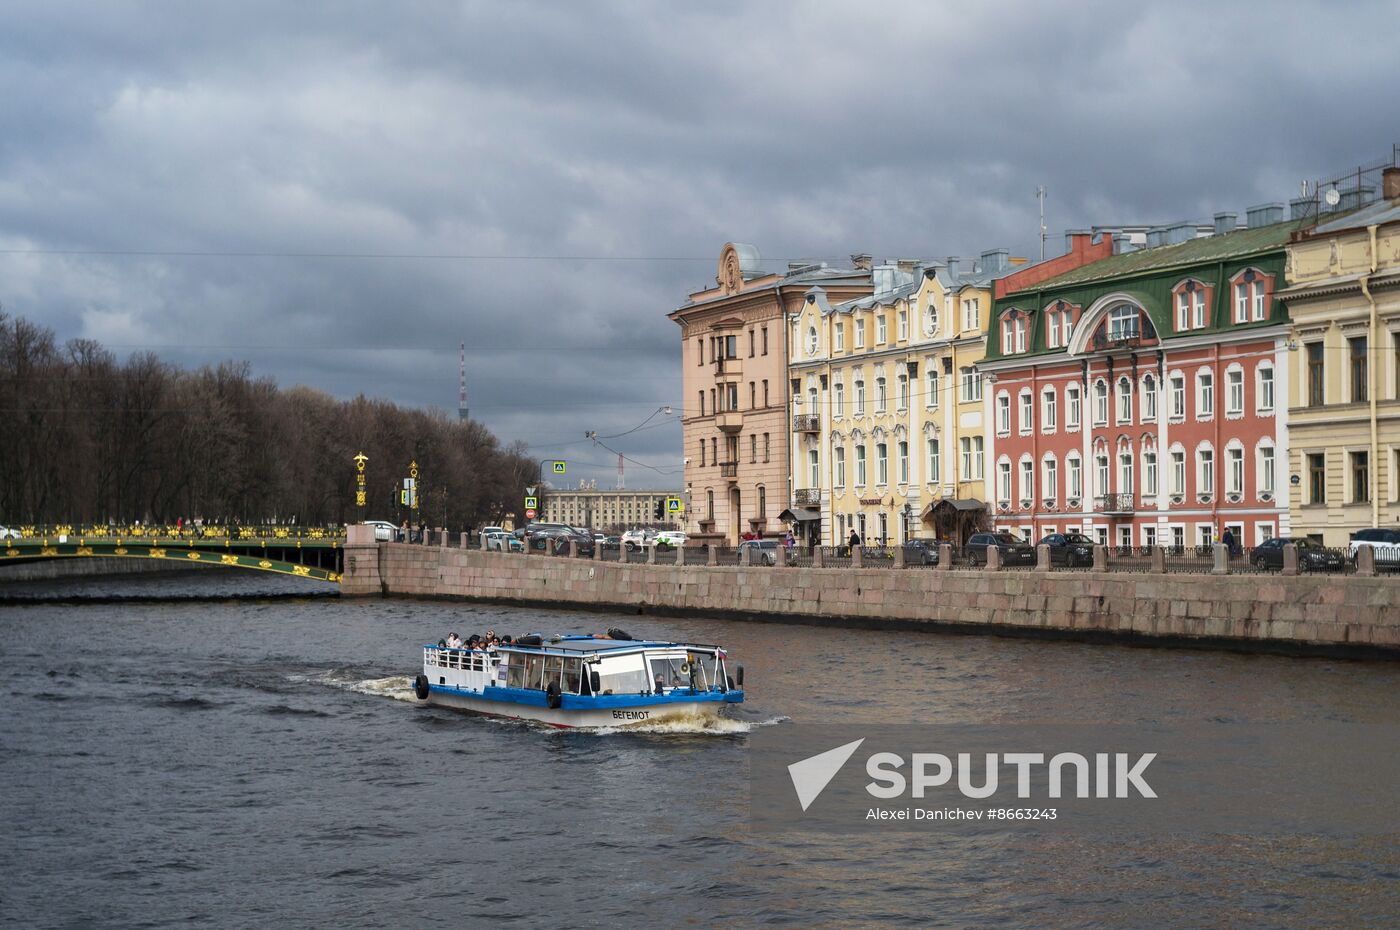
[3,571,1399,928]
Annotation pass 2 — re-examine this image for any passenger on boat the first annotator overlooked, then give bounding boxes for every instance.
[445,632,462,648]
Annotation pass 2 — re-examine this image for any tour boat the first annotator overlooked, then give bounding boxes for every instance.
[412,633,745,728]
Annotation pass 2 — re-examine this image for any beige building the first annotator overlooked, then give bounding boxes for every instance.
[785,252,1013,546]
[1280,167,1400,543]
[671,244,872,545]
[539,488,682,532]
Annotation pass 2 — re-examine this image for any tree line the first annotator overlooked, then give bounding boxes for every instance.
[0,309,538,529]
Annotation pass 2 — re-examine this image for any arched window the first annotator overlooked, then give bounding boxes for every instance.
[1141,374,1158,421]
[1116,376,1132,424]
[1108,303,1140,341]
[1093,379,1109,426]
[806,326,818,355]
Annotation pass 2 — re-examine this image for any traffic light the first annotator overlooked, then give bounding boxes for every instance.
[654,498,664,520]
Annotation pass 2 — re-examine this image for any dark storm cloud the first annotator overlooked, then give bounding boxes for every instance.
[1,1,1396,486]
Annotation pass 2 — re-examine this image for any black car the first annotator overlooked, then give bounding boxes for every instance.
[1249,537,1345,573]
[1036,531,1096,567]
[901,538,942,565]
[966,532,1035,566]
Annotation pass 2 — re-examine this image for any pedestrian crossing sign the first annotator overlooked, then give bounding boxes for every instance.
[667,497,683,513]
[524,496,538,509]
[552,461,567,474]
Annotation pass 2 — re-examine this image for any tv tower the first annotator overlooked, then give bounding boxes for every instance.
[457,342,468,421]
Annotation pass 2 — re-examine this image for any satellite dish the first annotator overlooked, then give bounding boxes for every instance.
[1324,188,1341,207]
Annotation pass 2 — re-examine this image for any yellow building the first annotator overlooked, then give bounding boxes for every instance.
[786,252,1010,545]
[1280,169,1400,543]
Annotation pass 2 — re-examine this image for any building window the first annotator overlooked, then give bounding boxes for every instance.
[927,438,940,484]
[1142,375,1157,421]
[1067,454,1082,499]
[1197,447,1215,496]
[897,441,908,484]
[710,437,717,463]
[699,439,706,466]
[808,450,819,488]
[763,433,770,462]
[758,485,766,518]
[1118,451,1134,497]
[835,323,845,352]
[896,374,909,410]
[876,443,888,486]
[1043,457,1058,501]
[833,382,844,418]
[1017,458,1033,503]
[926,300,939,336]
[1066,384,1081,429]
[1196,371,1214,418]
[876,376,887,413]
[1257,364,1275,413]
[1095,454,1109,496]
[1308,452,1326,504]
[1018,390,1033,434]
[707,490,715,518]
[1144,451,1158,496]
[959,367,982,402]
[855,379,866,416]
[1170,373,1185,419]
[1002,314,1027,354]
[1116,376,1132,424]
[750,382,756,409]
[1259,444,1275,496]
[763,380,769,407]
[1048,309,1061,348]
[761,326,769,355]
[1176,291,1191,331]
[856,444,868,486]
[997,460,1012,502]
[961,436,984,481]
[698,391,705,417]
[1093,379,1109,426]
[962,297,978,332]
[1170,450,1186,496]
[750,434,757,463]
[1226,368,1244,416]
[1226,446,1244,496]
[1350,336,1368,403]
[925,368,939,408]
[806,326,818,355]
[1108,304,1140,341]
[749,329,755,357]
[876,314,887,345]
[835,447,846,487]
[996,393,1011,435]
[855,320,866,349]
[1307,343,1325,406]
[1352,451,1370,502]
[1234,281,1249,323]
[808,385,818,411]
[1042,388,1057,432]
[897,309,908,341]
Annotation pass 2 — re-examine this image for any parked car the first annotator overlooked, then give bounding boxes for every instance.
[965,532,1035,566]
[901,538,942,565]
[1348,528,1400,572]
[478,525,504,545]
[1250,537,1346,573]
[484,530,522,552]
[737,539,779,565]
[363,520,399,542]
[621,528,653,551]
[1036,531,1096,567]
[654,530,688,548]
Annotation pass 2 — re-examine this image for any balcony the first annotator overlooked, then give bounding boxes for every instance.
[792,413,821,433]
[1096,492,1136,515]
[794,488,821,505]
[714,355,743,379]
[1091,319,1158,353]
[716,411,743,433]
[720,460,739,478]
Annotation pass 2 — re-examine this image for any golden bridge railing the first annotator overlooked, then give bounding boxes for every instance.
[6,524,346,542]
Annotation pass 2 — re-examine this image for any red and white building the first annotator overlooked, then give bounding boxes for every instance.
[978,210,1303,549]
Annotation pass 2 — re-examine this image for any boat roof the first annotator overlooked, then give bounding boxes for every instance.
[426,635,720,657]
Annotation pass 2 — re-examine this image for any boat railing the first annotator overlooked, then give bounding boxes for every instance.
[423,646,495,672]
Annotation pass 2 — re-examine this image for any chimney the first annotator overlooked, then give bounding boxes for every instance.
[1337,187,1376,212]
[1385,167,1400,202]
[850,253,872,271]
[1146,227,1166,248]
[945,256,960,278]
[1112,233,1132,254]
[979,248,1010,273]
[1213,212,1237,235]
[1064,229,1091,254]
[1290,197,1318,221]
[896,258,919,274]
[1165,222,1195,245]
[1246,202,1285,228]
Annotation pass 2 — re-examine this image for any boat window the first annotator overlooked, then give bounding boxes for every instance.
[544,656,565,692]
[563,658,582,694]
[595,654,649,695]
[523,654,545,690]
[649,656,690,692]
[506,653,528,689]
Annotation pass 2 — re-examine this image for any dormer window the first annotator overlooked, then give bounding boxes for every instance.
[1173,279,1209,332]
[1230,268,1272,323]
[806,325,818,356]
[1001,311,1027,354]
[834,322,845,351]
[1045,300,1077,349]
[1108,304,1140,341]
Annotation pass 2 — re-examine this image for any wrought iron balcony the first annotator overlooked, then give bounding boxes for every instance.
[720,460,739,478]
[794,488,821,505]
[792,413,821,433]
[1091,319,1157,352]
[1096,492,1136,514]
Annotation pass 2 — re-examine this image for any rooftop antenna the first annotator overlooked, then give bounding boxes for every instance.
[616,453,625,491]
[457,341,468,421]
[1035,186,1048,261]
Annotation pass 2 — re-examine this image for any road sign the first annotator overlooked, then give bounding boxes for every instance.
[526,486,537,497]
[667,497,683,513]
[552,461,567,474]
[524,496,538,509]
[525,508,537,520]
[403,477,416,489]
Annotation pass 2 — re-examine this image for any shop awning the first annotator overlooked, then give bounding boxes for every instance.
[778,507,821,523]
[921,498,985,519]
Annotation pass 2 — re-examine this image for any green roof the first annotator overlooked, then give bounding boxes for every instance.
[1010,218,1311,293]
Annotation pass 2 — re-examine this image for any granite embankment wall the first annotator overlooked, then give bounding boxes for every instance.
[342,544,1400,658]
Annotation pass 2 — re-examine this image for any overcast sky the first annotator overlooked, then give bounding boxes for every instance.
[2,1,1397,488]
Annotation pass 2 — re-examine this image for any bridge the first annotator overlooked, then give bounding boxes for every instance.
[0,524,345,583]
